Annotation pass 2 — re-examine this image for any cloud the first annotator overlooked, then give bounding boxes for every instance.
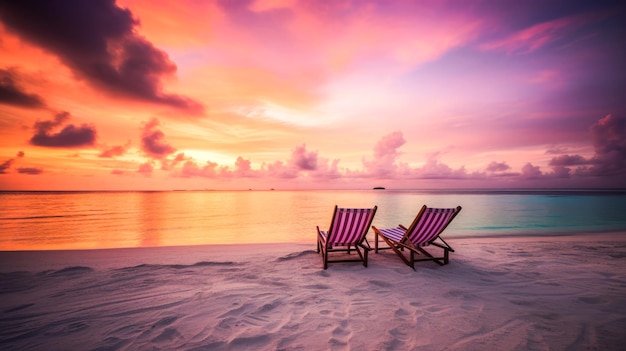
[362,131,406,176]
[161,152,188,171]
[521,163,544,179]
[548,114,626,179]
[486,161,511,173]
[99,141,130,158]
[0,68,45,108]
[0,151,25,174]
[588,114,626,176]
[175,144,339,181]
[480,16,586,55]
[411,155,471,180]
[17,167,43,175]
[0,159,14,174]
[180,160,220,178]
[285,145,342,179]
[0,0,202,112]
[233,157,259,177]
[549,154,590,167]
[289,144,318,171]
[30,112,97,148]
[138,161,154,176]
[545,145,569,154]
[263,161,298,179]
[141,118,176,158]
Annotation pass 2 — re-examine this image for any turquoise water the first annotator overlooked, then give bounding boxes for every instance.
[1,189,625,250]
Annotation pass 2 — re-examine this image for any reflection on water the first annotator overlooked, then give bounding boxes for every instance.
[1,190,625,250]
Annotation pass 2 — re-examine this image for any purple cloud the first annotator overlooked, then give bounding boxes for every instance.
[548,114,626,179]
[486,161,511,173]
[521,163,543,179]
[17,167,43,175]
[141,118,176,159]
[0,0,202,112]
[0,68,45,108]
[30,112,97,148]
[0,151,25,174]
[290,144,318,171]
[549,154,590,167]
[0,159,14,174]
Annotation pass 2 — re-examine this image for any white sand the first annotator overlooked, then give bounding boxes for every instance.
[1,233,626,350]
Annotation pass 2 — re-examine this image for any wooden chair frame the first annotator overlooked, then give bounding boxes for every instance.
[317,205,378,269]
[373,205,461,270]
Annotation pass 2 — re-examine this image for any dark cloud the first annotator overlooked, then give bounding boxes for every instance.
[0,151,25,174]
[141,118,176,158]
[521,163,543,179]
[548,114,626,178]
[0,68,45,108]
[30,111,97,148]
[17,167,43,175]
[588,114,626,176]
[0,159,14,174]
[549,154,591,167]
[486,161,511,172]
[0,0,202,112]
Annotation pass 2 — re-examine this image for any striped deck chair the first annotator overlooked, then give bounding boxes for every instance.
[316,205,378,269]
[373,205,462,270]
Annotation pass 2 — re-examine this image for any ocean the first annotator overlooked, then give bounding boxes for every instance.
[1,189,625,250]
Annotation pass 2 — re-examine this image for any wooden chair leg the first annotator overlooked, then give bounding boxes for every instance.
[374,231,379,253]
[323,248,328,270]
[363,248,368,267]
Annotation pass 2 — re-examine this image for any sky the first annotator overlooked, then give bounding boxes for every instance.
[0,0,625,190]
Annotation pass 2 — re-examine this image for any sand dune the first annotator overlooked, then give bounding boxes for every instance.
[1,234,626,350]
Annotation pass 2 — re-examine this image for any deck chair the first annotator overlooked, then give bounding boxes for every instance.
[373,205,461,270]
[317,205,378,269]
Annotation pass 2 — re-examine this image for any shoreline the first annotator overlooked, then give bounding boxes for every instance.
[1,228,625,253]
[2,231,625,272]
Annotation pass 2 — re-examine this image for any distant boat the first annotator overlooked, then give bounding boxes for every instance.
[373,187,386,190]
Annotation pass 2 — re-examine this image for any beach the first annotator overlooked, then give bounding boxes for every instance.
[2,233,626,350]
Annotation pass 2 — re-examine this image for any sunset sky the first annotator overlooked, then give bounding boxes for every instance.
[1,0,625,190]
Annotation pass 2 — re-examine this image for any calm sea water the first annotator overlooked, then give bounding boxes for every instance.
[1,189,625,251]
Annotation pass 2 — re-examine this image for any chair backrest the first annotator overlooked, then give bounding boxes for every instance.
[327,206,378,246]
[405,205,462,245]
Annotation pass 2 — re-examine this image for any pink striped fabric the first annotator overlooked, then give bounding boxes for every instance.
[329,208,376,245]
[407,207,457,245]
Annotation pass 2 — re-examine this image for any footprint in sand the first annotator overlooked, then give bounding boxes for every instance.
[329,320,352,351]
[394,308,410,317]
